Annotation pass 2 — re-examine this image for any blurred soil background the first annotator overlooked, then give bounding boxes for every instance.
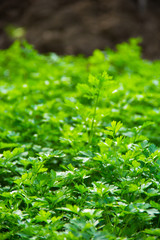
[0,0,160,59]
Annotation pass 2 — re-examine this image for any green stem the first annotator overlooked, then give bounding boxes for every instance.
[119,215,131,236]
[89,90,100,146]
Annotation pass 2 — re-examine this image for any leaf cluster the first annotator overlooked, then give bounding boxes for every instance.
[0,39,160,239]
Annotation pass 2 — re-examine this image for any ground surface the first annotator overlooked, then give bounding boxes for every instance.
[1,0,160,59]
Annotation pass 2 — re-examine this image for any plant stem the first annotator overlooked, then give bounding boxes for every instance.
[89,88,100,146]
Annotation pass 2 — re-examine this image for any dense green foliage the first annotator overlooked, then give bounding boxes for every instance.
[0,39,160,239]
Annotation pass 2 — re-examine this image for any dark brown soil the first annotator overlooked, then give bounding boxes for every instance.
[1,0,160,59]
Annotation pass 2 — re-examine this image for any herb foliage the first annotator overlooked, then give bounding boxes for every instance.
[0,39,160,239]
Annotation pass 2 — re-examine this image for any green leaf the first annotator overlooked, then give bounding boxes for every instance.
[3,147,24,160]
[144,228,160,236]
